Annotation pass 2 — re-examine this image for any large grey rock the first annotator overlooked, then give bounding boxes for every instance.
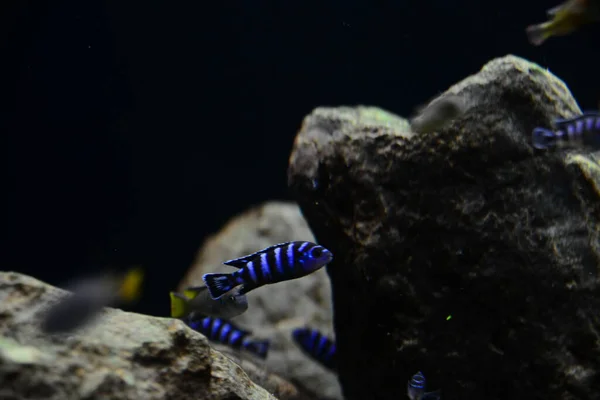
[0,271,277,400]
[287,55,600,400]
[179,201,341,400]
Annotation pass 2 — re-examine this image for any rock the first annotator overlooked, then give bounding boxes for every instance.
[287,54,600,400]
[0,271,277,400]
[178,201,341,400]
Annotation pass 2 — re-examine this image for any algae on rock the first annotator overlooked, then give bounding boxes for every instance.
[0,272,277,400]
[288,55,600,399]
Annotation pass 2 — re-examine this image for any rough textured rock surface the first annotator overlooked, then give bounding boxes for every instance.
[0,272,277,400]
[179,201,341,400]
[288,55,600,400]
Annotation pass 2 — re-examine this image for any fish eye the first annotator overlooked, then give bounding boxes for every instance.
[310,247,324,258]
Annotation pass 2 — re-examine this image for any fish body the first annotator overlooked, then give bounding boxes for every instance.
[202,241,333,300]
[526,0,600,46]
[187,316,270,359]
[41,267,144,334]
[532,111,600,149]
[170,285,248,319]
[407,371,441,400]
[291,327,336,371]
[409,95,466,134]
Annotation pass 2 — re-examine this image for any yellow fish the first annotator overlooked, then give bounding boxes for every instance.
[526,0,600,46]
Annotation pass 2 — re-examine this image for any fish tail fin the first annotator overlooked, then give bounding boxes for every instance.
[202,273,237,300]
[526,22,552,46]
[532,127,557,149]
[170,292,190,318]
[244,339,270,359]
[119,267,144,303]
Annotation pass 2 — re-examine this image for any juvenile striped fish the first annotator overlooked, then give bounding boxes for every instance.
[170,285,248,319]
[292,327,336,372]
[532,111,600,149]
[187,316,270,359]
[407,371,441,400]
[202,241,333,300]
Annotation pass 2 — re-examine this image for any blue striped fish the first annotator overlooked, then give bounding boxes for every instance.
[291,327,336,371]
[407,371,441,400]
[532,111,600,149]
[187,316,270,359]
[202,241,333,300]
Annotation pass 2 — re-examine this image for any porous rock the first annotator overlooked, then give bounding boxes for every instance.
[0,271,277,400]
[179,201,341,400]
[288,55,600,399]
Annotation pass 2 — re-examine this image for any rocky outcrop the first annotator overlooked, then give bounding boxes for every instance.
[179,201,341,400]
[0,272,277,400]
[288,55,600,399]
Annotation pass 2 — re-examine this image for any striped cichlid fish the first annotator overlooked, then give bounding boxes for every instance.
[187,316,270,359]
[532,111,600,149]
[407,371,441,400]
[202,241,333,300]
[291,327,336,372]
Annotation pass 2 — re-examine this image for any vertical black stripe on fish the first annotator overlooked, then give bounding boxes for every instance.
[241,261,257,284]
[297,241,315,274]
[271,245,285,280]
[253,251,266,283]
[283,242,296,278]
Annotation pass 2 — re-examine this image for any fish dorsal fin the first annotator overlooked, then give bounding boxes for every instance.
[223,241,295,268]
[581,110,600,117]
[554,111,600,128]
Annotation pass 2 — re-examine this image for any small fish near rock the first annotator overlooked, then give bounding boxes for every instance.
[291,327,336,372]
[532,110,600,149]
[202,241,333,300]
[170,285,248,320]
[186,316,270,359]
[40,267,144,334]
[407,371,440,400]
